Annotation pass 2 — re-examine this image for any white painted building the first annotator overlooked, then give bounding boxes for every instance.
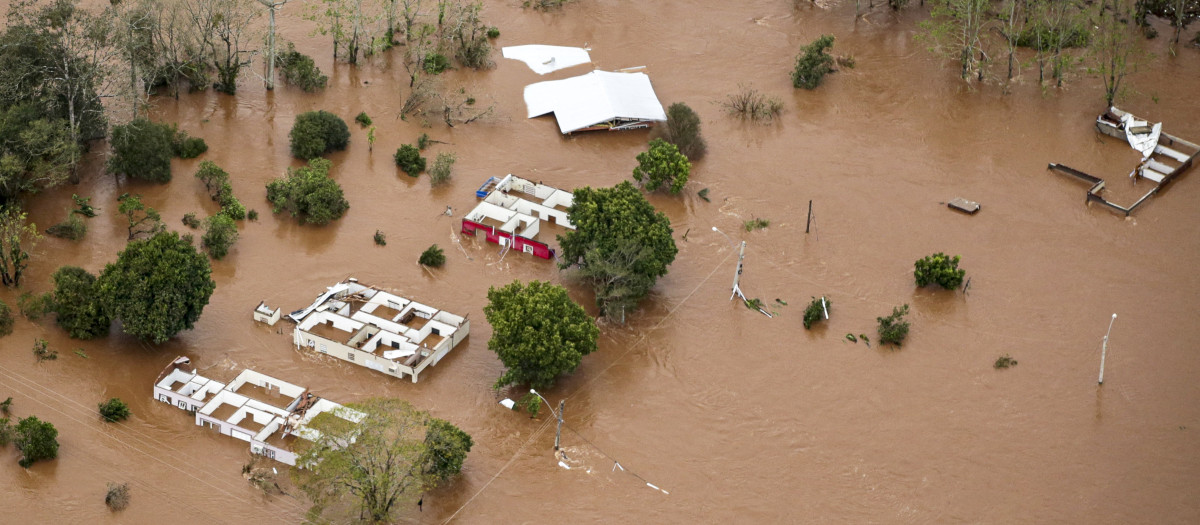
[288,279,469,383]
[152,357,363,466]
[462,175,576,260]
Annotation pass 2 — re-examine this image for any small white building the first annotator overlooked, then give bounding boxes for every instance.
[153,357,363,466]
[253,301,281,326]
[288,279,469,383]
[462,175,575,260]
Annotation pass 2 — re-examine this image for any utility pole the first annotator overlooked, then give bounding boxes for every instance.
[554,400,564,451]
[1098,313,1117,385]
[258,0,290,90]
[730,241,746,301]
[806,200,813,233]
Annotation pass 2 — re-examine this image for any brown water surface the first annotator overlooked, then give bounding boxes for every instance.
[1,0,1199,523]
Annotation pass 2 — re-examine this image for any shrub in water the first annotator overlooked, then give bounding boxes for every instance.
[98,398,131,422]
[289,110,350,160]
[792,34,836,90]
[876,304,910,347]
[914,252,965,290]
[394,144,426,176]
[802,296,829,329]
[420,244,446,267]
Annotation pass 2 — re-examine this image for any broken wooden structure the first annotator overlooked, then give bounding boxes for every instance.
[1049,107,1198,216]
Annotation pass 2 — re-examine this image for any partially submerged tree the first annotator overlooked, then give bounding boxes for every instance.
[265,158,350,225]
[484,280,598,389]
[792,34,837,89]
[289,110,351,159]
[98,398,131,422]
[275,42,328,92]
[914,253,966,290]
[108,119,176,183]
[0,206,40,287]
[429,152,456,186]
[921,0,991,82]
[632,139,691,195]
[660,102,706,160]
[0,299,13,337]
[202,214,239,260]
[49,265,110,340]
[394,144,426,176]
[294,398,472,523]
[96,231,216,344]
[117,194,166,241]
[720,85,783,123]
[0,104,80,204]
[14,416,58,468]
[1090,0,1143,106]
[183,0,261,94]
[558,182,678,322]
[419,244,445,267]
[877,304,911,347]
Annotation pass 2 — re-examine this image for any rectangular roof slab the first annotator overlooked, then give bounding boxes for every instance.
[524,70,668,134]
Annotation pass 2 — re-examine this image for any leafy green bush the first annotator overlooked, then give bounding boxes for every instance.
[802,296,829,329]
[914,252,965,290]
[744,218,770,231]
[247,209,259,221]
[487,27,500,38]
[424,53,451,74]
[632,138,690,194]
[419,244,445,267]
[289,111,350,160]
[661,102,706,160]
[46,211,87,241]
[105,482,131,510]
[33,338,57,361]
[994,355,1018,369]
[429,152,456,186]
[18,292,51,320]
[792,34,836,90]
[394,144,426,176]
[374,230,386,246]
[49,266,110,340]
[355,112,372,127]
[421,418,473,485]
[277,43,328,92]
[202,214,239,260]
[876,304,911,347]
[182,213,201,229]
[485,280,598,389]
[266,158,349,225]
[0,299,12,337]
[98,398,131,422]
[417,133,430,150]
[71,195,96,217]
[14,416,58,467]
[173,131,208,159]
[108,119,176,182]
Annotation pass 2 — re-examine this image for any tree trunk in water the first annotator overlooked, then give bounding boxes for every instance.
[266,7,277,90]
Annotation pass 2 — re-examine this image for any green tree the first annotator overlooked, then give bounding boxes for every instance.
[295,398,466,523]
[1090,0,1142,106]
[877,304,911,347]
[265,158,350,225]
[394,144,425,176]
[632,139,690,195]
[803,296,830,330]
[921,0,991,82]
[96,231,216,344]
[484,280,598,389]
[289,110,351,159]
[186,0,261,94]
[276,42,328,92]
[0,104,80,204]
[45,209,87,241]
[421,418,473,487]
[117,193,165,241]
[49,265,110,340]
[14,415,58,468]
[792,34,837,89]
[202,214,239,260]
[0,299,12,337]
[660,102,706,160]
[558,182,677,322]
[108,119,176,182]
[914,252,965,289]
[0,206,40,287]
[429,151,456,186]
[98,398,131,422]
[419,244,445,267]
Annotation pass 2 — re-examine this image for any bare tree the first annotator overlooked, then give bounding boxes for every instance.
[921,0,991,82]
[183,0,260,94]
[1090,0,1142,106]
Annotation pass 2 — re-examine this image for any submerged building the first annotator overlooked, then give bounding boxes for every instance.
[152,356,363,466]
[288,279,469,383]
[462,174,576,260]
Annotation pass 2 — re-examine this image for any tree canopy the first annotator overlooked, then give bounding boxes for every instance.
[484,280,598,389]
[108,119,176,182]
[632,138,691,195]
[265,158,349,225]
[14,415,58,468]
[49,265,110,339]
[660,102,706,160]
[96,231,215,344]
[201,214,239,260]
[558,182,677,321]
[792,34,836,89]
[0,206,40,287]
[295,398,472,523]
[289,110,350,159]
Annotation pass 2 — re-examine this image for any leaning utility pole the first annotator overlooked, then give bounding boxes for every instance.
[258,0,290,90]
[554,400,564,451]
[729,241,746,301]
[1098,313,1117,385]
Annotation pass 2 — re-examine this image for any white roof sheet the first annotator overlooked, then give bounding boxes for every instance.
[502,45,591,75]
[524,70,667,134]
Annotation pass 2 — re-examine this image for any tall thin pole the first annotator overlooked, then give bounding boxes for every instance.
[805,200,813,233]
[730,241,746,301]
[554,400,564,451]
[1098,313,1117,385]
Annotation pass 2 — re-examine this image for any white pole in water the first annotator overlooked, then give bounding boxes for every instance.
[1098,313,1117,385]
[821,297,828,320]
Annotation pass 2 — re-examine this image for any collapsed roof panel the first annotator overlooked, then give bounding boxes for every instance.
[524,70,668,134]
[502,44,592,75]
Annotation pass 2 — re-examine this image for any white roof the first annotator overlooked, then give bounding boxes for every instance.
[524,70,667,134]
[502,45,591,75]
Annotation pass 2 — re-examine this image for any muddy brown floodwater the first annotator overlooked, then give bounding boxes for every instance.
[1,0,1199,523]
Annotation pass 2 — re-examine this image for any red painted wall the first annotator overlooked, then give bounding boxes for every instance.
[461,220,553,260]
